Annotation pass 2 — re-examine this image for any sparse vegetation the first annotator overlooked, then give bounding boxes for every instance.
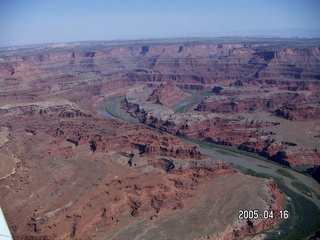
[232,164,284,183]
[184,138,317,180]
[257,164,271,169]
[214,148,237,156]
[291,180,313,197]
[292,165,311,173]
[276,169,296,180]
[268,181,320,240]
[186,138,270,161]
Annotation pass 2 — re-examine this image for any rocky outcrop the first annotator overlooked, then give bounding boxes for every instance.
[138,143,202,159]
[147,83,189,108]
[42,114,203,160]
[196,97,277,113]
[196,90,313,115]
[273,149,320,166]
[275,104,320,120]
[0,104,92,118]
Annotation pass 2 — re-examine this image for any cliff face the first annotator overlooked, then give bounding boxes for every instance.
[195,91,310,114]
[1,43,320,83]
[273,149,320,166]
[276,105,320,120]
[2,42,319,118]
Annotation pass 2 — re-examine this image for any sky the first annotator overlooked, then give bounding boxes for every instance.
[0,0,320,47]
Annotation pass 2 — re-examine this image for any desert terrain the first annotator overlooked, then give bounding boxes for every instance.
[0,38,319,239]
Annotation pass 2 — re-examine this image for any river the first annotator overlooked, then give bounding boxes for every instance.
[197,145,320,208]
[97,99,320,209]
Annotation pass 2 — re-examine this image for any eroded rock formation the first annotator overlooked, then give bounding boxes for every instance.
[147,83,189,108]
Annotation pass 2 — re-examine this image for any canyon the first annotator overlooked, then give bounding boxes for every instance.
[0,38,319,239]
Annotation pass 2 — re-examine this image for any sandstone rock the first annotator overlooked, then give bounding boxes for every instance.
[147,83,189,108]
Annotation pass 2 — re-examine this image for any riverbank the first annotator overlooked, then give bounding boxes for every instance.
[98,96,320,239]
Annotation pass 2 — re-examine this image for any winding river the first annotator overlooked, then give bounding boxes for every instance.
[198,146,320,208]
[97,98,320,209]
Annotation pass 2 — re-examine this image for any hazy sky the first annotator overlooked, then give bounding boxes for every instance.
[1,0,320,47]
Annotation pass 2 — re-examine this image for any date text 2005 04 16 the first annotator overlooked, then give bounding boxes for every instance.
[238,210,289,220]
